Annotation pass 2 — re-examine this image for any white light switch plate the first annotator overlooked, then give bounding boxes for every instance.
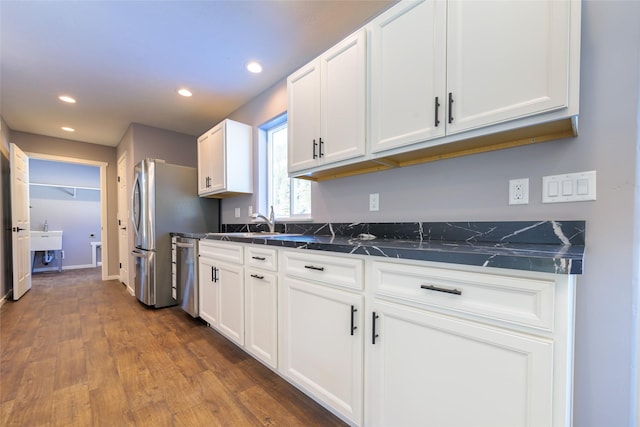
[369,193,380,211]
[543,171,596,203]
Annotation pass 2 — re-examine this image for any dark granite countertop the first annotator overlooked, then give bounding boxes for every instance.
[201,221,585,275]
[171,232,208,239]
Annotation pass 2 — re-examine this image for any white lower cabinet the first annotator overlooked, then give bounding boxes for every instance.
[216,261,244,345]
[198,255,219,327]
[198,241,244,346]
[245,267,278,368]
[365,259,575,427]
[197,242,575,427]
[281,251,364,426]
[366,299,553,427]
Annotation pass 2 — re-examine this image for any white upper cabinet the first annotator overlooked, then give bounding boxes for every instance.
[370,0,577,153]
[287,60,321,172]
[288,29,366,174]
[197,119,252,198]
[370,0,447,153]
[446,0,571,134]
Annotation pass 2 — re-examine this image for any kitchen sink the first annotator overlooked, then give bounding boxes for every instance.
[207,232,302,238]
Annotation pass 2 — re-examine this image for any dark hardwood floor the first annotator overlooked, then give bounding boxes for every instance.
[0,269,346,426]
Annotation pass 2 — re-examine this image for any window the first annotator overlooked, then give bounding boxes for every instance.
[266,117,311,219]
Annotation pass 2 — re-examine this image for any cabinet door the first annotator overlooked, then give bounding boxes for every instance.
[320,29,367,164]
[282,277,363,426]
[446,0,571,134]
[217,260,244,345]
[197,132,214,195]
[245,268,277,368]
[198,257,219,327]
[207,123,226,192]
[366,300,553,427]
[370,0,447,153]
[288,59,321,173]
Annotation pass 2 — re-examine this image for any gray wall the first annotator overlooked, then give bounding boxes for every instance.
[1,117,11,299]
[115,122,199,191]
[225,80,290,220]
[223,1,640,424]
[29,159,101,270]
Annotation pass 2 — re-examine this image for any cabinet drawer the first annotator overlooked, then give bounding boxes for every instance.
[281,250,363,291]
[371,261,555,331]
[246,246,277,272]
[199,240,243,264]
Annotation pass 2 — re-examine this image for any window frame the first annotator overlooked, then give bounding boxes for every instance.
[264,114,312,221]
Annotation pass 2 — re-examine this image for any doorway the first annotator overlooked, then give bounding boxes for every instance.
[29,158,101,273]
[26,152,108,280]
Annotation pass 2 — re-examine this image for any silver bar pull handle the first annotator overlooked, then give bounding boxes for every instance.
[175,242,194,248]
[420,284,462,296]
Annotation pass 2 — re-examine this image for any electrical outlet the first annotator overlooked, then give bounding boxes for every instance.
[369,193,380,211]
[234,208,240,218]
[248,205,253,217]
[509,178,529,205]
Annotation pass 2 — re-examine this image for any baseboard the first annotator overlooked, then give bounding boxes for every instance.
[33,264,96,273]
[127,286,135,296]
[104,275,119,281]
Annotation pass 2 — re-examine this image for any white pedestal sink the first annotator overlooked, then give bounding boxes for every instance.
[30,230,63,272]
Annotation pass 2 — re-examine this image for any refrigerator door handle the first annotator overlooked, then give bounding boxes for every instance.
[130,173,140,240]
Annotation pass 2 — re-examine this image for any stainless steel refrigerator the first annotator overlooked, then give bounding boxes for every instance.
[131,159,219,308]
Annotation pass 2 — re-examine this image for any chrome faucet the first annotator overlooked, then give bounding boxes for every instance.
[254,206,276,233]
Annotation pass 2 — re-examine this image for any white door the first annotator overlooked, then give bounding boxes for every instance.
[217,260,244,346]
[320,28,367,164]
[366,299,553,427]
[197,131,213,195]
[208,123,226,193]
[245,268,278,368]
[287,59,321,173]
[446,0,570,134]
[198,256,219,327]
[369,0,447,152]
[10,143,31,300]
[117,154,129,287]
[282,277,364,425]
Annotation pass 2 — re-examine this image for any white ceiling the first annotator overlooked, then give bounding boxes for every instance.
[0,0,394,147]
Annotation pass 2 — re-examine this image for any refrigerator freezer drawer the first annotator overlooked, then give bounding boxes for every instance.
[133,249,155,306]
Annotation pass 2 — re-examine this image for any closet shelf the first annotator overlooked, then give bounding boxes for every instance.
[30,182,100,198]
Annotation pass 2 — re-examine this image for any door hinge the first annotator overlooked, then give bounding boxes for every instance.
[117,176,121,182]
[119,262,122,268]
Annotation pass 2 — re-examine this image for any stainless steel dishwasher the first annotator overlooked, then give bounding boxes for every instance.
[174,236,199,317]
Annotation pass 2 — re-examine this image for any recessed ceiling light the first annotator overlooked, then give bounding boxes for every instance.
[177,88,192,97]
[61,126,75,132]
[58,95,76,103]
[247,61,263,73]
